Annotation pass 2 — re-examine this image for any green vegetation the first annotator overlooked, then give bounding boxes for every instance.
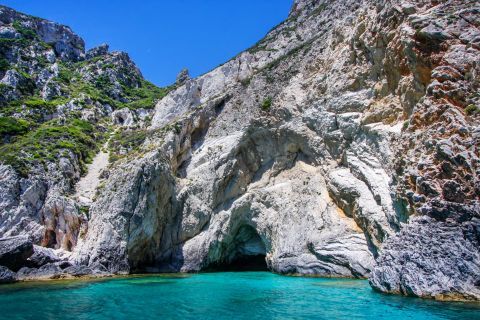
[240,77,252,87]
[1,96,68,121]
[36,55,49,68]
[78,205,90,219]
[308,3,328,18]
[57,64,75,84]
[94,74,112,92]
[53,61,170,111]
[0,31,171,176]
[12,21,37,40]
[108,129,148,163]
[248,44,278,55]
[0,118,101,177]
[0,117,30,139]
[65,80,116,105]
[261,97,272,111]
[0,83,10,95]
[465,104,478,116]
[0,37,30,55]
[0,58,9,72]
[261,35,318,75]
[17,78,36,96]
[23,97,55,108]
[122,79,170,110]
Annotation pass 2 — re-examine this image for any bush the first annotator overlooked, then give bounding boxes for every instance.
[95,74,113,91]
[0,58,9,72]
[0,83,10,96]
[109,129,147,162]
[0,38,15,54]
[23,98,58,113]
[12,21,37,40]
[0,117,30,138]
[465,104,478,116]
[121,79,170,110]
[261,97,272,111]
[240,77,251,87]
[57,66,75,84]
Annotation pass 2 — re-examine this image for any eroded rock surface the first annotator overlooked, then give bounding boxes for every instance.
[1,0,479,301]
[0,236,33,271]
[370,216,480,301]
[74,0,479,301]
[0,266,16,284]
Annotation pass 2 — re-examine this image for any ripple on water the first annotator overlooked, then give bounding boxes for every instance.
[0,272,479,320]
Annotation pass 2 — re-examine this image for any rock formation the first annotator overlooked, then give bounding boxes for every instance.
[0,0,479,301]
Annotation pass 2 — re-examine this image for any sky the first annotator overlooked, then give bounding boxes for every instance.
[1,0,293,87]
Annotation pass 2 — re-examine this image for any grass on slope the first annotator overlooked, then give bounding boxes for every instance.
[0,118,103,177]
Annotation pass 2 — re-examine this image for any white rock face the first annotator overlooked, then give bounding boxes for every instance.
[74,2,480,301]
[74,143,110,206]
[111,108,135,127]
[74,0,410,278]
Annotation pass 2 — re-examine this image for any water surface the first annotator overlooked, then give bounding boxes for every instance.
[0,272,478,319]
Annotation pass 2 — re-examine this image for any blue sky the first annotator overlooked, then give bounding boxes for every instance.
[1,1,293,86]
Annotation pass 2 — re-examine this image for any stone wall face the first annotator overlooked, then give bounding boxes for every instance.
[73,0,480,300]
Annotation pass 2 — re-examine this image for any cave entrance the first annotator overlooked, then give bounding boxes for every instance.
[208,225,268,271]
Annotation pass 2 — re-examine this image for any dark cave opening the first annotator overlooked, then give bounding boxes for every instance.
[42,229,57,248]
[206,225,268,272]
[213,254,268,271]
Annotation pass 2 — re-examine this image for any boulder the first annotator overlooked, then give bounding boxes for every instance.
[25,245,62,268]
[175,68,190,86]
[111,108,135,126]
[86,44,109,59]
[63,265,95,277]
[16,263,64,281]
[0,236,33,271]
[0,266,16,284]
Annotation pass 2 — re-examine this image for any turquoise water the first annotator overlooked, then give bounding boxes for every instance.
[0,272,479,320]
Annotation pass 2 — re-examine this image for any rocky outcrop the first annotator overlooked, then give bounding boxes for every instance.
[111,108,136,127]
[370,216,480,301]
[86,43,109,59]
[0,4,168,281]
[0,266,16,284]
[0,236,33,271]
[176,68,190,86]
[0,4,167,252]
[0,6,85,61]
[26,245,63,268]
[79,1,395,274]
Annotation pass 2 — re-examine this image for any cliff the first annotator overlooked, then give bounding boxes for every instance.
[0,1,479,301]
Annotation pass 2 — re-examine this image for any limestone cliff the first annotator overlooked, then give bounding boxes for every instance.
[0,5,170,279]
[0,1,479,301]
